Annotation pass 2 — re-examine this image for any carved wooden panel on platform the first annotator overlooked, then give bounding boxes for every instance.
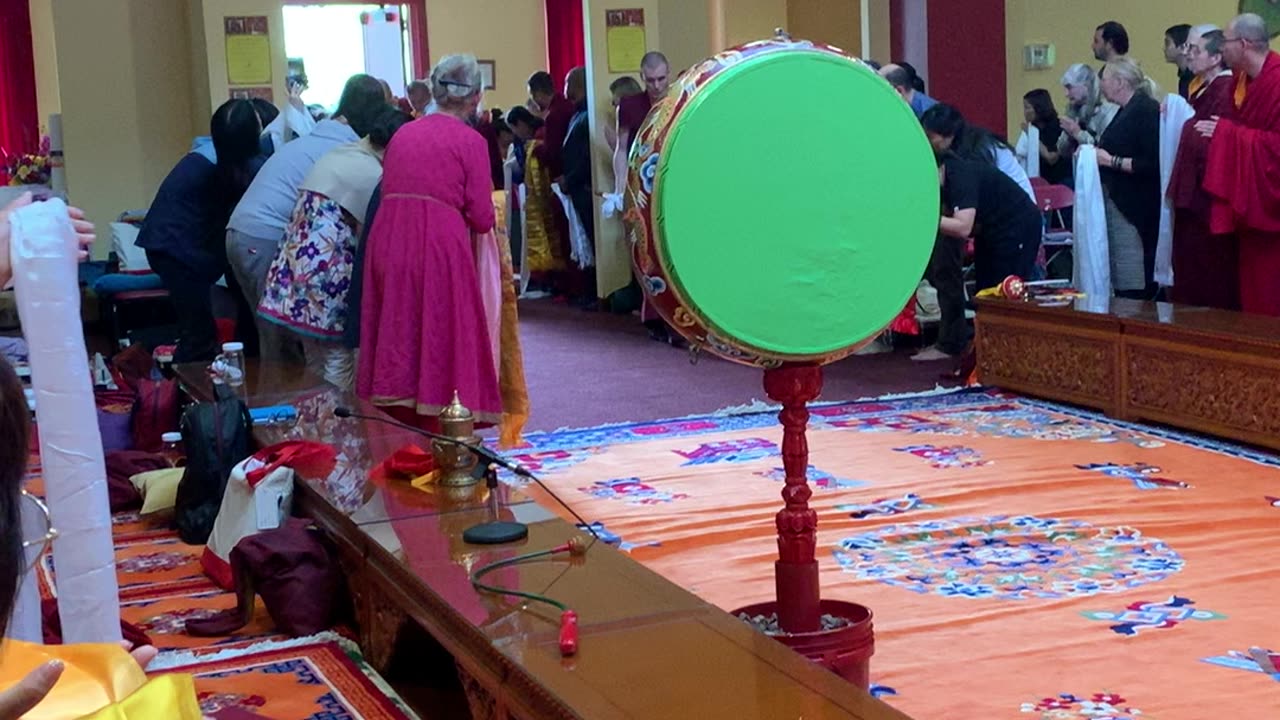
[976,310,1121,415]
[1125,341,1280,449]
[976,297,1280,454]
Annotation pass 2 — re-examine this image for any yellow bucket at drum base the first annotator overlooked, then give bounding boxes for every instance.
[624,35,939,368]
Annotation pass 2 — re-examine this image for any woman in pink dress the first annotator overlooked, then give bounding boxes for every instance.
[357,55,501,431]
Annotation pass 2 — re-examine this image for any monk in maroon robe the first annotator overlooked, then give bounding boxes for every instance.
[528,71,578,298]
[1168,29,1238,309]
[1203,14,1280,316]
[610,52,679,340]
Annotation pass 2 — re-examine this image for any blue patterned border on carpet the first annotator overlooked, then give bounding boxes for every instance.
[504,387,1280,468]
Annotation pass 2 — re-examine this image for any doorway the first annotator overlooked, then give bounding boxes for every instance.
[282,4,414,109]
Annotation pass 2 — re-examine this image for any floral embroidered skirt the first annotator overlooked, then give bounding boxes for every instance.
[258,191,355,340]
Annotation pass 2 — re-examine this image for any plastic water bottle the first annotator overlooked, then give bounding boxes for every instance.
[161,432,185,467]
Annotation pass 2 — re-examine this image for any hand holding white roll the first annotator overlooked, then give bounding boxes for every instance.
[0,193,96,289]
[8,198,122,644]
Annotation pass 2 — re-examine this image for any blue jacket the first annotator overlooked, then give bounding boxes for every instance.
[136,153,242,280]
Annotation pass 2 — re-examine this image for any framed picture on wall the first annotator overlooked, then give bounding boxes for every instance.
[478,60,496,90]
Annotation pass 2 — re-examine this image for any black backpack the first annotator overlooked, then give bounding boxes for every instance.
[174,387,253,544]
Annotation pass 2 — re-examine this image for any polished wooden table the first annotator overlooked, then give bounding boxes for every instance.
[174,362,914,720]
[976,296,1280,451]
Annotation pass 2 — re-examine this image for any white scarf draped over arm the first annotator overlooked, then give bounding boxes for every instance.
[1072,146,1112,300]
[1156,93,1196,287]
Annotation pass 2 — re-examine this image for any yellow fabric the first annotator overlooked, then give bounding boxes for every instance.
[80,675,202,720]
[492,190,530,447]
[0,641,200,720]
[128,468,183,516]
[522,140,566,274]
[1187,74,1204,98]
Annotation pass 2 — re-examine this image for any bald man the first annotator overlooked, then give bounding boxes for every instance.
[612,51,671,199]
[606,51,680,343]
[1202,13,1280,315]
[879,63,936,118]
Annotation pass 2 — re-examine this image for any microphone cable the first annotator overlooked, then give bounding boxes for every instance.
[470,538,588,656]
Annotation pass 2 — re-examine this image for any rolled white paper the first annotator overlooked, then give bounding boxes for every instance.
[9,199,121,644]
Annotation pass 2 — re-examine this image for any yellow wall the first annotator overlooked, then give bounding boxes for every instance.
[659,0,713,74]
[29,0,59,124]
[186,0,212,137]
[201,0,290,110]
[787,0,861,56]
[865,0,891,61]
[723,0,788,47]
[1004,0,1239,139]
[428,0,547,112]
[52,0,195,248]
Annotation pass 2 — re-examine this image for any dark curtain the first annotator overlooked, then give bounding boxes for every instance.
[0,0,39,159]
[544,0,585,86]
[407,1,430,81]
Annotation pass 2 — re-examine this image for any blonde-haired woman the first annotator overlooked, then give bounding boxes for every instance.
[1095,58,1162,299]
[357,54,528,443]
[1058,63,1118,156]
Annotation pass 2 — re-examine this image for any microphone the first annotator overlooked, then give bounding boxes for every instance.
[332,406,599,546]
[334,406,533,479]
[334,405,595,658]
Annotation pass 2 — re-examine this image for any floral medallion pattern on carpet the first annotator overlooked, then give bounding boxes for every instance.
[833,516,1183,600]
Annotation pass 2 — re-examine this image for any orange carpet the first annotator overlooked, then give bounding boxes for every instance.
[149,634,418,719]
[26,458,418,718]
[511,388,1280,719]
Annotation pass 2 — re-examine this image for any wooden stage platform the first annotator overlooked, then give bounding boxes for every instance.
[175,362,912,720]
[976,296,1280,452]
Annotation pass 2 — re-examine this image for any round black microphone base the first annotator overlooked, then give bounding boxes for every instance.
[463,521,529,545]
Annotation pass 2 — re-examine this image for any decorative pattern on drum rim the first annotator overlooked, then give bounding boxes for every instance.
[623,37,874,369]
[833,516,1184,600]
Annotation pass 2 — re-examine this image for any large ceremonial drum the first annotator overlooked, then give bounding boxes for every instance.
[625,35,939,368]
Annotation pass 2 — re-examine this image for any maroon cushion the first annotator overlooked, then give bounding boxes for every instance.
[186,520,345,638]
[104,450,169,512]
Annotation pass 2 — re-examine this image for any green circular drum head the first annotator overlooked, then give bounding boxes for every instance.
[655,50,938,357]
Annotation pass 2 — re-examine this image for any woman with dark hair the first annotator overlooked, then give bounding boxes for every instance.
[921,103,1035,200]
[258,107,413,389]
[1022,88,1070,185]
[137,99,264,362]
[915,104,1039,364]
[226,74,387,365]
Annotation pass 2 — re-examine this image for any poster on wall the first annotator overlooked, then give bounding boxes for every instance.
[606,9,646,73]
[225,16,272,86]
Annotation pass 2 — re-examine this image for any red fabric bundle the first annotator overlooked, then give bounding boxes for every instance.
[383,443,435,479]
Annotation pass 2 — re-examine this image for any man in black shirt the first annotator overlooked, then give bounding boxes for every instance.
[939,153,1043,289]
[916,153,1042,362]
